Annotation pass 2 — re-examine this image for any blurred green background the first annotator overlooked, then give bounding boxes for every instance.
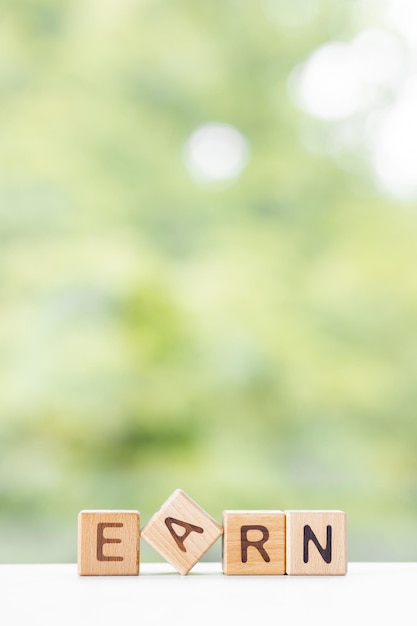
[1,0,417,563]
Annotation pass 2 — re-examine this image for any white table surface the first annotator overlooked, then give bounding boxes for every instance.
[0,563,415,625]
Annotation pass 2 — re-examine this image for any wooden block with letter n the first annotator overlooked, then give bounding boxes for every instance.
[78,510,140,576]
[141,489,223,575]
[285,510,347,576]
[222,510,286,575]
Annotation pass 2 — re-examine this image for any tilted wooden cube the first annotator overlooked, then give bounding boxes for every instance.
[78,510,140,576]
[222,510,286,575]
[285,510,347,575]
[141,489,223,575]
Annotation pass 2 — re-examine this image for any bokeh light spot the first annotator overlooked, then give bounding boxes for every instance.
[184,123,250,184]
[368,77,417,198]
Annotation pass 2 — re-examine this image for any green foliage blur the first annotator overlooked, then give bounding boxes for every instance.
[1,0,416,563]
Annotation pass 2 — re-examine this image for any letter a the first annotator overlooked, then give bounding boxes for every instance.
[164,517,204,553]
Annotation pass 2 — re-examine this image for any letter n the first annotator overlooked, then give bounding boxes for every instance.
[303,525,332,564]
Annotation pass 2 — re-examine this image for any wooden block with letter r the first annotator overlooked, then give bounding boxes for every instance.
[222,510,286,575]
[285,510,347,575]
[78,510,140,576]
[141,489,223,575]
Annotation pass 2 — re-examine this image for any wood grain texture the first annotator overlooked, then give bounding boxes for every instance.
[285,510,347,576]
[140,489,223,575]
[78,510,140,576]
[222,510,286,575]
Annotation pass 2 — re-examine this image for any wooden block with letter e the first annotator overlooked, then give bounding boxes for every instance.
[222,510,286,575]
[285,510,347,575]
[141,489,223,575]
[78,510,140,576]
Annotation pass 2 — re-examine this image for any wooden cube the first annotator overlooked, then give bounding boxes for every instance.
[285,510,347,575]
[222,510,286,575]
[141,489,223,575]
[78,510,140,576]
